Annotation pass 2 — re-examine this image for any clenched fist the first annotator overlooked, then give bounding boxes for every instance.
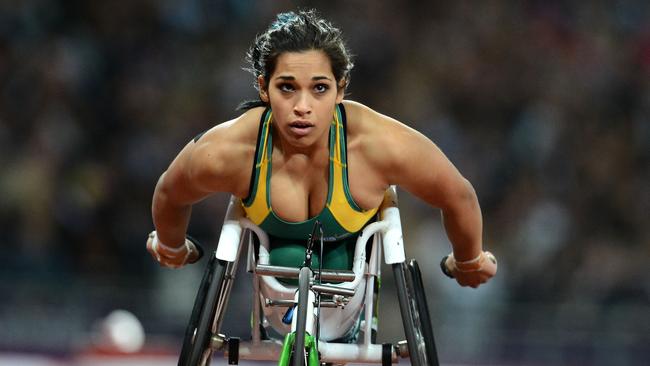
[146,231,203,268]
[441,251,497,288]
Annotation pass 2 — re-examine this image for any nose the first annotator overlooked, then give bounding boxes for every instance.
[293,92,312,116]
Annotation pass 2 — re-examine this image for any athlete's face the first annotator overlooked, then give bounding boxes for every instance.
[259,50,344,150]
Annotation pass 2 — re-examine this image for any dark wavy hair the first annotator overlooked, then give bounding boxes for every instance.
[238,10,353,110]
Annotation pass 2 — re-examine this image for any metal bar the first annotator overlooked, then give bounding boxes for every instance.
[265,299,295,307]
[311,284,355,297]
[255,264,355,282]
[266,299,342,308]
[316,269,356,283]
[255,265,300,278]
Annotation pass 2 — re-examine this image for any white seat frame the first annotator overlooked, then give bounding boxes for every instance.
[211,186,407,364]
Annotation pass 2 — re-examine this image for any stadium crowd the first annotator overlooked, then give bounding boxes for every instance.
[1,1,647,363]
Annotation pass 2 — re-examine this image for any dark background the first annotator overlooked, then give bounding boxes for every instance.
[0,1,648,365]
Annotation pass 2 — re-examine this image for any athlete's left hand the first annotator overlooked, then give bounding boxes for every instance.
[440,251,497,288]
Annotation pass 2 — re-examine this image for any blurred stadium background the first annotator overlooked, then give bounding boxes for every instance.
[0,1,648,365]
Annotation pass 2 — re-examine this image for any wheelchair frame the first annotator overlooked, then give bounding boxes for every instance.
[178,186,439,365]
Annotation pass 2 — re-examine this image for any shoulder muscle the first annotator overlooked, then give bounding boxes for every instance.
[161,108,264,204]
[343,100,468,208]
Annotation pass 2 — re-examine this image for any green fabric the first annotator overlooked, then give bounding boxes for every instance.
[261,208,355,242]
[259,115,349,241]
[269,234,357,285]
[269,235,356,270]
[242,109,271,207]
[249,104,369,241]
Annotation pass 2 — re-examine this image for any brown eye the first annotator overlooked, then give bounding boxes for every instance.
[314,84,329,93]
[278,83,295,92]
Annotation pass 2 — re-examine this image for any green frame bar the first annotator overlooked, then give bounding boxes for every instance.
[277,332,319,366]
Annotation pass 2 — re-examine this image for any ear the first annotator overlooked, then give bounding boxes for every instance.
[258,75,269,103]
[335,79,346,104]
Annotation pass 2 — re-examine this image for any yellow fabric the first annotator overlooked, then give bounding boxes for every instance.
[243,110,272,225]
[242,106,378,233]
[328,110,378,232]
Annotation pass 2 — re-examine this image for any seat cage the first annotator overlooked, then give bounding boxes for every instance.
[210,186,408,364]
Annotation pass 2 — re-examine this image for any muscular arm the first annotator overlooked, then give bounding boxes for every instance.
[151,111,259,249]
[345,100,496,287]
[151,140,218,248]
[390,135,483,262]
[351,102,483,262]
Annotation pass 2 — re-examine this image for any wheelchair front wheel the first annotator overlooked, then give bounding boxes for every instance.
[292,266,312,366]
[393,260,439,366]
[178,254,228,366]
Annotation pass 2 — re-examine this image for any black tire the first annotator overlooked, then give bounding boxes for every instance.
[408,259,439,365]
[393,261,439,366]
[292,266,312,366]
[178,254,228,366]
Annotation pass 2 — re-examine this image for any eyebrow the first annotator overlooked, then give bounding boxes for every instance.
[274,75,333,81]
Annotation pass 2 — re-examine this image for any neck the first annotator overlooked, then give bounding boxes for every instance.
[271,128,330,172]
[272,125,330,158]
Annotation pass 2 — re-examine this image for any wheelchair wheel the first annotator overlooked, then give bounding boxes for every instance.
[178,254,228,366]
[292,266,312,366]
[408,260,439,365]
[393,260,439,366]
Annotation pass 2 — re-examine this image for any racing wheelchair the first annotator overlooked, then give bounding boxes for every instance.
[178,186,441,365]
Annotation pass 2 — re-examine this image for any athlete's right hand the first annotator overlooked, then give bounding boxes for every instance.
[146,231,204,269]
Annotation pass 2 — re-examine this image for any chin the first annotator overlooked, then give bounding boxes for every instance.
[288,135,316,146]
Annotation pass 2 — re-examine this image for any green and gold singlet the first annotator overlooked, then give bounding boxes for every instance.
[242,104,378,270]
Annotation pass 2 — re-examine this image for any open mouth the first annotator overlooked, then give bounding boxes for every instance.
[288,121,314,135]
[289,121,314,129]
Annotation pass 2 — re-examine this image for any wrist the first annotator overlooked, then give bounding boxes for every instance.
[150,231,190,260]
[451,251,485,272]
[157,238,187,255]
[147,230,204,268]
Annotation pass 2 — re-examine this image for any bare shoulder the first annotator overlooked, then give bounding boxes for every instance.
[176,107,265,196]
[342,100,420,139]
[342,101,471,209]
[195,107,264,151]
[342,100,429,173]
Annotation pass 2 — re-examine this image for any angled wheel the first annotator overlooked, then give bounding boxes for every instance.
[292,266,312,366]
[393,260,439,366]
[178,253,228,366]
[408,259,439,364]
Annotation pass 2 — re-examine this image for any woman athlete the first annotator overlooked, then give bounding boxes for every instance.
[146,10,497,288]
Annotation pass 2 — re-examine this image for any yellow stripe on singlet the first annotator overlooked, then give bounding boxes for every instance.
[327,107,377,233]
[243,110,272,225]
[242,105,377,236]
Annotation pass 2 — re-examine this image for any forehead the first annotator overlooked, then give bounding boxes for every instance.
[273,50,334,78]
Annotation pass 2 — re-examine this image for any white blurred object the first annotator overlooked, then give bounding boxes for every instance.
[99,309,145,353]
